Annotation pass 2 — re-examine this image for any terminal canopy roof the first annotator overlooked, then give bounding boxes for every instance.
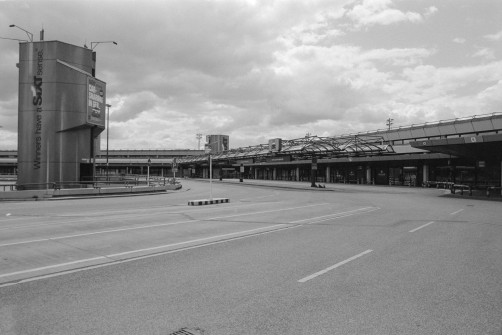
[178,134,393,164]
[410,133,502,160]
[280,135,392,158]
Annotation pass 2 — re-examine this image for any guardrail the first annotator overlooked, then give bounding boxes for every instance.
[450,184,472,196]
[486,186,502,197]
[423,181,455,189]
[11,176,180,191]
[0,184,16,191]
[448,184,502,198]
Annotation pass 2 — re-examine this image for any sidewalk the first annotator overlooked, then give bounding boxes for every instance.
[188,178,502,201]
[0,184,182,201]
[188,178,443,194]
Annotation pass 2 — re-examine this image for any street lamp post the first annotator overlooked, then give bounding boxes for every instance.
[90,41,118,50]
[0,36,28,42]
[205,138,227,200]
[9,24,33,42]
[204,143,217,201]
[106,104,111,183]
[147,158,151,186]
[209,154,213,200]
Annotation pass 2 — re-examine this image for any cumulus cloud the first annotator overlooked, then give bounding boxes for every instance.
[424,6,438,17]
[0,0,500,149]
[484,30,502,41]
[345,0,423,28]
[472,48,496,61]
[477,80,502,112]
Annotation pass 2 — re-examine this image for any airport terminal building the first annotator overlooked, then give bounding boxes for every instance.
[2,113,501,191]
[178,113,502,189]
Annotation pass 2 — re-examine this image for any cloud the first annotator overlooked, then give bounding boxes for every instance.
[424,6,438,17]
[472,48,496,61]
[477,80,502,112]
[345,0,423,28]
[360,47,434,67]
[0,0,501,150]
[484,30,502,41]
[111,91,163,122]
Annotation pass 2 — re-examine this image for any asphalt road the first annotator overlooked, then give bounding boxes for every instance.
[0,179,501,334]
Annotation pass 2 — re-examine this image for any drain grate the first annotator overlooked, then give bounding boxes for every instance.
[169,328,204,335]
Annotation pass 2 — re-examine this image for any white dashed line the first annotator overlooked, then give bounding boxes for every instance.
[298,249,373,283]
[450,209,464,215]
[409,221,435,233]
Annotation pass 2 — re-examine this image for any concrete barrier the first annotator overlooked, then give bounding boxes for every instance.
[0,189,54,200]
[188,198,229,206]
[0,183,182,200]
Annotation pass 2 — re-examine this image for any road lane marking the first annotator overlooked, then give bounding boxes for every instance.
[238,193,278,202]
[0,204,381,285]
[0,238,50,247]
[0,224,296,285]
[206,203,329,221]
[106,224,288,258]
[0,201,268,231]
[450,209,464,215]
[0,221,195,247]
[298,249,373,283]
[0,256,107,279]
[0,203,328,248]
[409,221,435,233]
[290,207,380,224]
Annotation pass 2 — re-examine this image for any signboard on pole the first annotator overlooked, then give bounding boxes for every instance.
[87,77,106,127]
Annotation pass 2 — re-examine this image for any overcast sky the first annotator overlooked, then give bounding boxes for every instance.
[1,0,501,150]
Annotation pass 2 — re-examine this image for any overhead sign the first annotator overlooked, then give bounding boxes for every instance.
[267,156,291,162]
[269,138,282,152]
[204,143,212,153]
[312,157,318,170]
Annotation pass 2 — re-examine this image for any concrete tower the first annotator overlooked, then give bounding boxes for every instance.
[17,40,106,189]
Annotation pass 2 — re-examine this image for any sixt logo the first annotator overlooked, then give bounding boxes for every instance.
[32,76,42,105]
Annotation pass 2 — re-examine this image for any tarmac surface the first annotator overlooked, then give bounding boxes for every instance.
[1,179,501,334]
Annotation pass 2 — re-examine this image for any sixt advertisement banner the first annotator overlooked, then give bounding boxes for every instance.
[87,77,106,127]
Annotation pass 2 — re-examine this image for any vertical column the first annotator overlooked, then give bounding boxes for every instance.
[273,168,277,180]
[311,157,317,187]
[296,167,300,181]
[255,167,258,180]
[366,166,371,184]
[423,164,429,186]
[326,166,331,183]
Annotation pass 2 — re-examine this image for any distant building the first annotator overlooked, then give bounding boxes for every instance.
[178,113,502,190]
[205,135,229,153]
[0,149,204,179]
